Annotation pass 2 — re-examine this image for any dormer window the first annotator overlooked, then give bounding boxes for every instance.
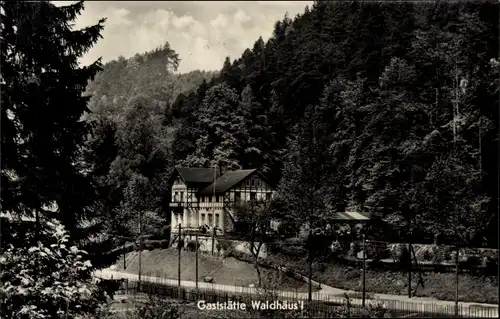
[174,192,179,201]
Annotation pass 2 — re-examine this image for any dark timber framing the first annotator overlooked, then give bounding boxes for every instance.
[168,168,276,239]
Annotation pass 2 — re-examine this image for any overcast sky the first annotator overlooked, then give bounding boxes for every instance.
[57,1,312,73]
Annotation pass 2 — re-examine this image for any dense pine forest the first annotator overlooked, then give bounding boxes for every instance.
[85,0,499,248]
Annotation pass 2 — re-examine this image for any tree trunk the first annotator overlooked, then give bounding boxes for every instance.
[308,228,313,303]
[407,205,412,298]
[255,261,262,286]
[455,244,459,317]
[253,242,263,286]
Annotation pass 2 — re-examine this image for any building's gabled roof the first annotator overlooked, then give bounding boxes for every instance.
[199,169,273,195]
[199,169,256,195]
[170,167,218,185]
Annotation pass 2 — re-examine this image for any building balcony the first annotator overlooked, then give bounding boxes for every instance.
[171,225,224,236]
[169,201,200,208]
[169,202,225,209]
[198,202,224,208]
[169,202,184,208]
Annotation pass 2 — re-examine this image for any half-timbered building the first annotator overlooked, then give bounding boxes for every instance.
[168,167,276,239]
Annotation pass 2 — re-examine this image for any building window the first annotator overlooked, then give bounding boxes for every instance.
[180,192,184,202]
[174,192,179,202]
[251,179,255,186]
[201,213,205,225]
[266,193,271,200]
[234,192,241,201]
[208,213,213,227]
[215,214,220,228]
[250,192,256,200]
[215,196,219,203]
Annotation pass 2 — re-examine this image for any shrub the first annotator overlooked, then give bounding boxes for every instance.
[314,262,328,272]
[185,240,198,252]
[389,243,405,261]
[134,294,179,319]
[251,272,304,319]
[370,242,390,261]
[341,294,390,318]
[217,239,235,254]
[0,219,109,319]
[330,241,342,253]
[423,250,431,261]
[267,238,306,257]
[485,256,498,275]
[141,240,170,251]
[348,242,359,258]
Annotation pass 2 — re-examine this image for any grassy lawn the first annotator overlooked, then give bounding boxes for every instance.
[115,249,308,292]
[267,253,499,304]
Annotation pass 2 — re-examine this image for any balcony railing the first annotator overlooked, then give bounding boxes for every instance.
[169,202,225,208]
[172,225,224,236]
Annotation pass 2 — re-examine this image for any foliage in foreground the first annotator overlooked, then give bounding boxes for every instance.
[0,219,111,319]
[134,294,180,319]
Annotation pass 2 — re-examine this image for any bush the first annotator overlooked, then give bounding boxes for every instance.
[388,243,405,261]
[341,294,390,318]
[369,242,390,261]
[484,256,498,275]
[0,219,109,319]
[135,294,179,319]
[186,240,198,252]
[285,237,305,246]
[348,242,359,258]
[217,239,235,253]
[270,238,307,257]
[423,250,431,261]
[141,240,170,251]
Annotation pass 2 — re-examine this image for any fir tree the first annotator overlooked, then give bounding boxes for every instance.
[0,0,118,269]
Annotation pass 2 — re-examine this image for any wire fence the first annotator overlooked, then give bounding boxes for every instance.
[108,276,498,318]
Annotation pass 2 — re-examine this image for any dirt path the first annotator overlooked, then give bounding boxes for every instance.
[95,269,498,318]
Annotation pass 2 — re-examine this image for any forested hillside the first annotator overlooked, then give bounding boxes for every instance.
[86,0,499,248]
[85,43,217,122]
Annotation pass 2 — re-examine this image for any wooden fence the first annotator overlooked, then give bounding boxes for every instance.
[112,278,498,318]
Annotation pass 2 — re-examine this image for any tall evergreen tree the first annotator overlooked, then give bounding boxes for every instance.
[183,83,245,171]
[1,0,120,268]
